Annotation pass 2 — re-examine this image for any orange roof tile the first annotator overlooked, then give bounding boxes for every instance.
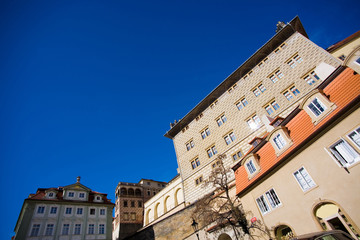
[234,68,360,196]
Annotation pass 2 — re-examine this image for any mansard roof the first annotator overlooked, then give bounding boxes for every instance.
[232,67,360,197]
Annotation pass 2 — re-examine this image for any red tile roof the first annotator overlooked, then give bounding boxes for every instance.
[326,30,360,53]
[233,68,360,196]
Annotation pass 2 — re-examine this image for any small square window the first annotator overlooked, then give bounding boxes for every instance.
[191,158,201,169]
[195,176,203,185]
[283,85,300,101]
[207,146,217,158]
[68,192,74,197]
[50,207,57,214]
[79,193,85,198]
[216,114,227,126]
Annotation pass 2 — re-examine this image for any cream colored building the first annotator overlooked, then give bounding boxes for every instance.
[143,174,185,226]
[164,16,341,205]
[233,67,360,239]
[327,30,360,73]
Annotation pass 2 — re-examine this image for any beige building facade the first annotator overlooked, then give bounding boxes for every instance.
[233,67,360,239]
[165,16,341,205]
[143,174,185,227]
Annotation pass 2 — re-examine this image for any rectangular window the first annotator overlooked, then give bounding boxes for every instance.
[201,128,210,139]
[259,84,266,92]
[265,105,273,115]
[79,193,85,198]
[232,151,243,161]
[99,224,105,234]
[138,201,142,208]
[90,208,96,215]
[191,158,201,169]
[329,139,360,167]
[45,224,54,236]
[246,160,257,174]
[224,132,236,145]
[131,201,135,207]
[195,176,203,185]
[355,57,360,65]
[186,140,195,151]
[100,209,106,215]
[217,114,227,126]
[50,207,57,214]
[294,54,303,63]
[236,98,248,110]
[124,212,129,220]
[283,86,300,101]
[271,101,280,110]
[304,71,320,85]
[65,207,72,215]
[265,100,280,115]
[77,208,83,215]
[265,189,282,209]
[256,195,270,214]
[124,200,128,207]
[68,192,74,197]
[131,212,136,220]
[207,146,217,158]
[348,127,360,148]
[293,167,316,191]
[307,98,326,117]
[212,160,222,168]
[273,134,286,150]
[247,115,262,130]
[253,88,261,97]
[88,224,95,234]
[62,224,70,235]
[37,206,45,214]
[287,59,296,68]
[30,224,40,236]
[74,224,81,235]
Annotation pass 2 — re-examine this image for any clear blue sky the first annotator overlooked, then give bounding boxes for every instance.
[0,0,358,238]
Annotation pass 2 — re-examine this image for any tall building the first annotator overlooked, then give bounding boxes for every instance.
[232,67,360,239]
[13,177,114,240]
[113,179,166,240]
[164,16,341,205]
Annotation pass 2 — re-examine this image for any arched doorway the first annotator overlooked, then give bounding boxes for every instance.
[218,233,232,240]
[314,202,359,239]
[274,225,294,240]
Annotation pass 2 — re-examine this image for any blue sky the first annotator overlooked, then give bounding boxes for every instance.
[0,0,359,238]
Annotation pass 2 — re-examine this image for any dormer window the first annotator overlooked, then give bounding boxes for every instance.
[242,153,260,179]
[79,193,85,198]
[300,90,336,125]
[68,192,74,198]
[266,127,293,156]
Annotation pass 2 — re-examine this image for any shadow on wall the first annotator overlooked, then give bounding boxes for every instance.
[123,225,155,240]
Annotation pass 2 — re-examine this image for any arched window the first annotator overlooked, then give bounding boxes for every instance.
[218,233,232,240]
[120,188,127,196]
[154,202,161,219]
[274,225,294,240]
[314,202,359,239]
[128,188,134,195]
[135,189,142,196]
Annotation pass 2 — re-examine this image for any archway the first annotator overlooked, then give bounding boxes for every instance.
[145,209,151,225]
[128,188,134,195]
[314,202,359,239]
[218,233,232,240]
[154,202,161,219]
[274,225,294,240]
[164,196,170,213]
[175,188,183,206]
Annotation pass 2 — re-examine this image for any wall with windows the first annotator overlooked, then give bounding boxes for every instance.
[234,68,360,239]
[170,30,340,204]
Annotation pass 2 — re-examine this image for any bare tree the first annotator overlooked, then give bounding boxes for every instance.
[192,154,271,240]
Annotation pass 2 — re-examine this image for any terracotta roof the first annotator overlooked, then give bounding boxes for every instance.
[326,30,360,53]
[27,186,114,205]
[233,68,360,196]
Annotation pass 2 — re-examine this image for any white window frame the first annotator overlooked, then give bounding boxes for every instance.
[88,224,95,234]
[293,166,316,191]
[329,139,360,168]
[68,191,74,198]
[65,207,72,215]
[37,206,45,214]
[307,97,327,117]
[273,133,287,150]
[50,206,57,215]
[76,207,83,215]
[99,224,105,234]
[62,223,70,235]
[100,208,106,216]
[246,160,257,174]
[45,224,54,236]
[347,127,360,149]
[30,224,41,237]
[74,223,81,235]
[256,188,282,215]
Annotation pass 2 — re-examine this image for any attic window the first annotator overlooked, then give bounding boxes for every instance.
[242,153,260,179]
[266,126,293,156]
[300,89,336,125]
